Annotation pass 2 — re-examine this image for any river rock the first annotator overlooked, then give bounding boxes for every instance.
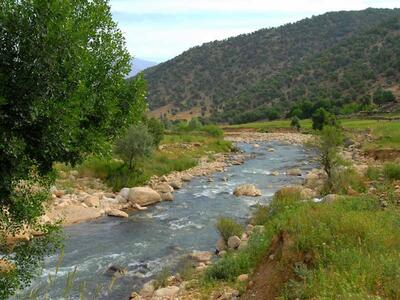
[160,192,174,201]
[233,184,261,197]
[140,279,157,297]
[181,174,193,182]
[106,209,129,218]
[216,237,227,252]
[227,236,241,249]
[169,181,182,190]
[119,188,131,200]
[189,251,212,263]
[287,168,302,176]
[154,183,174,193]
[106,265,127,277]
[84,196,99,208]
[129,292,142,300]
[128,187,162,206]
[237,274,249,282]
[153,286,180,299]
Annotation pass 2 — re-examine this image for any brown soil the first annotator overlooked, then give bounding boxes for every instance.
[241,231,310,300]
[366,149,400,161]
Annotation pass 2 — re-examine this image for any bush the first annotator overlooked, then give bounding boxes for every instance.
[215,217,244,243]
[317,126,344,188]
[144,117,165,146]
[325,167,366,195]
[312,108,337,130]
[290,116,301,130]
[251,205,270,226]
[114,124,154,169]
[383,163,400,180]
[366,166,381,181]
[202,125,223,137]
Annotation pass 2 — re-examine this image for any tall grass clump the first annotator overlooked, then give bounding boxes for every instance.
[325,167,366,195]
[366,166,381,180]
[215,217,244,243]
[202,125,224,137]
[383,163,400,180]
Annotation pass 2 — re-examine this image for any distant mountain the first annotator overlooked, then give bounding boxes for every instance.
[128,58,157,77]
[143,8,400,123]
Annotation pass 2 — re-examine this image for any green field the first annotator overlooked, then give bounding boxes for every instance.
[224,118,400,150]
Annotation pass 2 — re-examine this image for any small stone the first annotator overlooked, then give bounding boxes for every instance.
[246,224,254,233]
[181,174,193,182]
[106,209,129,218]
[218,250,227,257]
[169,181,183,190]
[119,188,130,199]
[287,168,302,176]
[189,251,212,263]
[140,280,157,297]
[237,274,249,282]
[154,183,174,193]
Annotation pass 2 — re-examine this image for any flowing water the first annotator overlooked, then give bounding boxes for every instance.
[24,142,316,299]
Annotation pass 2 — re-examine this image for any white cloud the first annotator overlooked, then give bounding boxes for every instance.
[111,0,398,14]
[110,0,399,61]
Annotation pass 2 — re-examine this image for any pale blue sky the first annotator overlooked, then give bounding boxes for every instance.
[109,0,399,62]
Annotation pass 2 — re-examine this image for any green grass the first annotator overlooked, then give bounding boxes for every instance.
[76,133,231,191]
[215,217,244,243]
[205,191,400,299]
[223,117,400,150]
[383,163,400,180]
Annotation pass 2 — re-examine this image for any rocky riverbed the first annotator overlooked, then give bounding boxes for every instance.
[22,136,317,299]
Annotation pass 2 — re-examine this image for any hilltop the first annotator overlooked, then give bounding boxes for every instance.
[142,8,400,123]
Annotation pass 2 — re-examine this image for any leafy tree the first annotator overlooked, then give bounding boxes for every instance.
[373,88,396,104]
[317,126,344,189]
[144,117,165,146]
[0,0,146,297]
[114,125,154,170]
[290,116,301,130]
[312,108,329,130]
[188,118,203,131]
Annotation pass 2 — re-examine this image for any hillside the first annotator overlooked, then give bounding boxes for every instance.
[143,8,400,122]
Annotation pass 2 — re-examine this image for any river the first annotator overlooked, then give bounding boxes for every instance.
[23,142,315,300]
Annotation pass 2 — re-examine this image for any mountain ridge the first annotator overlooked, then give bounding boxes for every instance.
[142,8,400,122]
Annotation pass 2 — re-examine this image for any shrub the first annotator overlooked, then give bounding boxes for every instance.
[202,125,224,137]
[312,108,337,130]
[383,163,400,180]
[317,126,344,188]
[290,116,301,130]
[144,117,165,146]
[251,205,270,225]
[114,124,154,170]
[326,167,366,195]
[366,166,381,181]
[215,217,244,243]
[187,118,203,131]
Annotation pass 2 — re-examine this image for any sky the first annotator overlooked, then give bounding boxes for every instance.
[110,0,399,63]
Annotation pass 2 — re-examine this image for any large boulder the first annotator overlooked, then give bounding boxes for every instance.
[169,181,183,190]
[140,280,157,297]
[128,187,162,206]
[286,168,302,176]
[233,184,261,197]
[227,236,241,249]
[160,192,174,201]
[189,251,212,263]
[153,286,180,299]
[119,187,131,200]
[106,209,129,218]
[0,259,15,273]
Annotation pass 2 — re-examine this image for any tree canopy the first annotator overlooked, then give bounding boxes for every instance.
[0,0,146,297]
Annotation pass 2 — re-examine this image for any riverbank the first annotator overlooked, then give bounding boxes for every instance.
[42,132,312,227]
[141,127,400,300]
